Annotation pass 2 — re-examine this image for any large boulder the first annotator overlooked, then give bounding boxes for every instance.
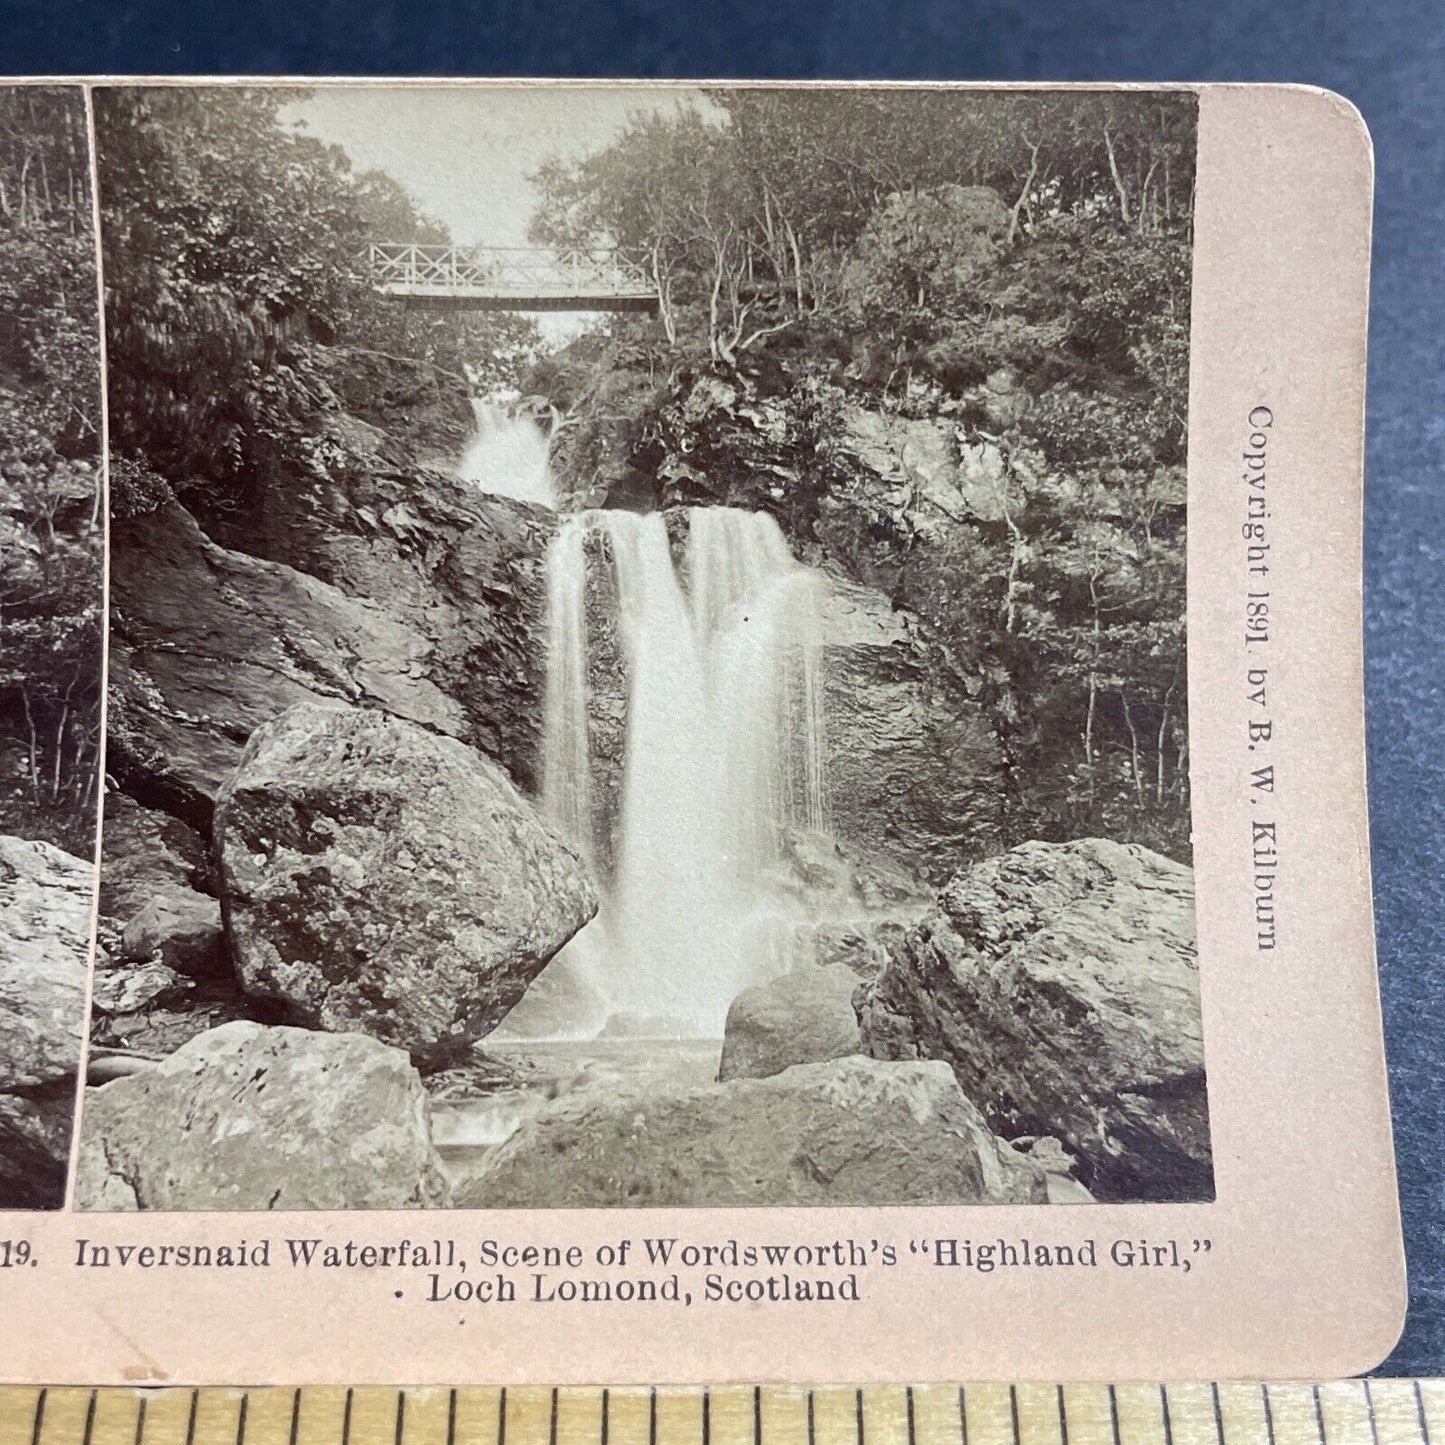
[456,1055,1046,1208]
[718,966,862,1082]
[859,838,1210,1202]
[0,835,91,1090]
[75,1022,451,1211]
[215,703,597,1064]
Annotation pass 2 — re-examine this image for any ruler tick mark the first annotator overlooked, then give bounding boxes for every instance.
[1057,1386,1067,1445]
[185,1390,199,1445]
[908,1388,917,1445]
[702,1391,711,1445]
[959,1388,969,1445]
[30,1389,45,1445]
[649,1388,657,1445]
[499,1387,508,1445]
[82,1391,97,1445]
[550,1389,559,1445]
[1263,1387,1277,1445]
[601,1389,609,1445]
[237,1393,249,1445]
[807,1393,816,1445]
[1011,1388,1022,1445]
[1313,1386,1326,1445]
[395,1391,406,1445]
[856,1389,865,1445]
[343,1390,355,1445]
[1363,1381,1379,1445]
[134,1397,147,1445]
[1211,1383,1225,1445]
[446,1390,457,1445]
[1414,1384,1431,1445]
[1108,1387,1121,1445]
[1160,1386,1174,1445]
[755,1386,763,1445]
[289,1390,302,1445]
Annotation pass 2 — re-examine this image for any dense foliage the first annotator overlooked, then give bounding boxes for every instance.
[531,89,1196,857]
[94,87,538,514]
[0,88,103,852]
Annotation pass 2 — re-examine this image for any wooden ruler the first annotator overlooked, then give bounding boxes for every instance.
[0,1383,1439,1445]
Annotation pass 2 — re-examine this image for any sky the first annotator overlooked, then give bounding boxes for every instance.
[282,83,718,247]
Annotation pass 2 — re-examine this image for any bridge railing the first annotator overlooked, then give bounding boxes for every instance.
[367,243,653,299]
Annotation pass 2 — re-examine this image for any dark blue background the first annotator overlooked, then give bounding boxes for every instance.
[4,0,1440,1378]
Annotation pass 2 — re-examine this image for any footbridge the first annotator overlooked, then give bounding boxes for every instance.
[367,243,658,313]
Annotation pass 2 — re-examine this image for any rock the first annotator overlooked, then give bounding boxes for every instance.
[91,961,192,1016]
[819,579,1006,882]
[961,365,1034,431]
[835,409,1009,533]
[1012,1136,1096,1204]
[74,1022,451,1211]
[955,439,1011,522]
[311,346,475,465]
[808,916,918,980]
[88,977,261,1060]
[208,446,556,795]
[215,703,597,1065]
[455,1055,1046,1208]
[120,890,227,978]
[0,835,91,1090]
[777,826,928,910]
[718,966,862,1082]
[106,502,471,826]
[859,838,1210,1202]
[0,1086,74,1210]
[98,792,209,925]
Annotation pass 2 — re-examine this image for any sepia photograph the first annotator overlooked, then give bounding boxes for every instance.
[74,82,1210,1211]
[0,85,104,1212]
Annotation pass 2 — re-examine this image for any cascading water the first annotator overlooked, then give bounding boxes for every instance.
[519,505,830,1039]
[459,399,554,506]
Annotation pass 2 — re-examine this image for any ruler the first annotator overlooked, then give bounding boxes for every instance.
[0,1383,1440,1445]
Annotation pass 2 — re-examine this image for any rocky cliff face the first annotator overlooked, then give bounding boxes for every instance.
[110,449,553,830]
[819,576,1006,883]
[859,838,1210,1202]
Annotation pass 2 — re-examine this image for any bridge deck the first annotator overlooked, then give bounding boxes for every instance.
[368,243,658,314]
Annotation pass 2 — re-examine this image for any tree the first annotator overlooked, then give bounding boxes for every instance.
[0,88,103,850]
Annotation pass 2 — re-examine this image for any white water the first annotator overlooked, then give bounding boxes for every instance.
[459,399,554,506]
[524,506,830,1038]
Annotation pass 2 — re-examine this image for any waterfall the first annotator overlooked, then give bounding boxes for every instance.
[459,399,554,507]
[540,515,593,854]
[519,505,830,1039]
